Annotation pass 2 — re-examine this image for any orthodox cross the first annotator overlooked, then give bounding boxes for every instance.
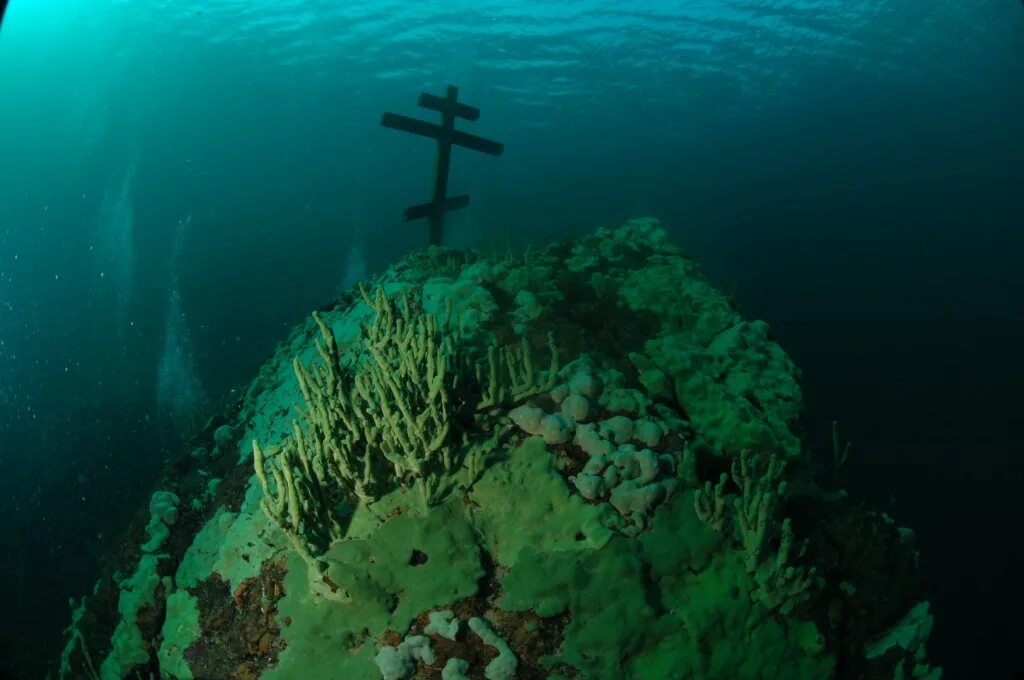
[381,85,504,246]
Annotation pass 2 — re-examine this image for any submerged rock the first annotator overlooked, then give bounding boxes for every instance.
[57,219,940,680]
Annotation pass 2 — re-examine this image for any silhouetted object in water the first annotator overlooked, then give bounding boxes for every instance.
[381,85,504,246]
[0,0,8,30]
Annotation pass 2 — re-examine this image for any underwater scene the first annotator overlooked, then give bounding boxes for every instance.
[1,1,1022,678]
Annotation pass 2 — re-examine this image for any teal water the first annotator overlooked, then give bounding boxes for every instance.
[1,0,1022,676]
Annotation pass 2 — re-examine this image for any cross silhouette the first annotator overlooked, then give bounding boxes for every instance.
[381,85,504,246]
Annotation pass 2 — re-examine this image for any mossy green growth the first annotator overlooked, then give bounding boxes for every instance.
[468,436,617,567]
[266,501,482,679]
[263,552,379,680]
[497,483,832,679]
[500,532,677,677]
[322,502,482,625]
[157,591,201,680]
[499,545,579,617]
[635,550,835,679]
[639,489,723,584]
[99,554,168,679]
[645,320,803,459]
[641,492,833,678]
[554,537,672,677]
[620,255,737,342]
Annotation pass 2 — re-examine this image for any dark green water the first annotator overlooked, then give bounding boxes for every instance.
[0,0,1022,676]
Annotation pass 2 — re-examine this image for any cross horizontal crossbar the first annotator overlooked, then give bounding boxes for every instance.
[380,112,504,156]
[418,91,480,121]
[404,194,470,222]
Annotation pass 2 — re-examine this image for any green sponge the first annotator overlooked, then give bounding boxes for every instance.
[468,617,518,680]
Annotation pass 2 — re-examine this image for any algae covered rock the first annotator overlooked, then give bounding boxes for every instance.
[57,219,940,680]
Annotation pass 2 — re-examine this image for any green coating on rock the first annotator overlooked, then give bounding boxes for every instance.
[467,616,518,680]
[468,436,617,566]
[99,554,168,680]
[662,551,833,678]
[500,488,834,678]
[141,491,180,553]
[171,479,287,598]
[266,502,482,679]
[553,538,665,677]
[639,489,723,580]
[499,545,579,617]
[646,320,802,459]
[425,610,460,640]
[507,535,667,677]
[263,551,380,680]
[156,484,288,676]
[320,502,483,623]
[442,657,471,680]
[157,590,201,680]
[59,219,940,680]
[375,635,435,680]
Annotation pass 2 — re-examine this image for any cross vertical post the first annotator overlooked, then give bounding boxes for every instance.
[428,85,458,246]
